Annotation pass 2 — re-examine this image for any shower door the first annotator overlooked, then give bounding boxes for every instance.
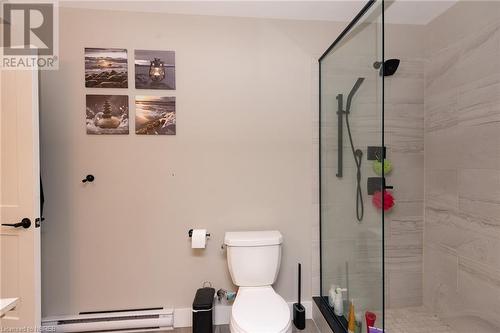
[319,0,386,331]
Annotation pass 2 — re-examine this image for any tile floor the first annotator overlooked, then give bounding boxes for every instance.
[170,319,318,332]
[385,307,453,333]
[169,311,497,333]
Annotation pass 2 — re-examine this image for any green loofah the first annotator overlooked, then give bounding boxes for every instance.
[373,159,393,176]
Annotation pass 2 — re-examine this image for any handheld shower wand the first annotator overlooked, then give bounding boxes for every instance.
[346,78,365,222]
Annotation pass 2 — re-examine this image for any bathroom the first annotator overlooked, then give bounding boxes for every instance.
[0,1,499,333]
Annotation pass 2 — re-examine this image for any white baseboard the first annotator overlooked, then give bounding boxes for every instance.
[174,301,313,328]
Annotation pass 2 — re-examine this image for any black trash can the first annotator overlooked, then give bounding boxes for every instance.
[192,287,215,333]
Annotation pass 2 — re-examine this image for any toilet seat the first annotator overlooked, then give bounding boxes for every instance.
[230,286,292,333]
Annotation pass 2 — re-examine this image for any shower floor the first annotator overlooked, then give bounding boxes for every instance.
[385,306,500,333]
[385,307,453,333]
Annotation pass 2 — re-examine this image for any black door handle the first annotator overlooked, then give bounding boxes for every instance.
[2,218,31,229]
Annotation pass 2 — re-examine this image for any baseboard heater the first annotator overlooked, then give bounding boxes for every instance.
[42,307,174,332]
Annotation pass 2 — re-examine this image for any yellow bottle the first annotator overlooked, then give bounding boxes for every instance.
[348,300,355,333]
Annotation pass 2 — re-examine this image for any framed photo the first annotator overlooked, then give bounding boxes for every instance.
[135,96,176,135]
[85,48,128,88]
[135,50,175,90]
[86,95,129,134]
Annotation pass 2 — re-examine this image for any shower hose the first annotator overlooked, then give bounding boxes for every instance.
[345,112,364,222]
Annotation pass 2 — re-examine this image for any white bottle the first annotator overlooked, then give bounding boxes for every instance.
[333,287,347,316]
[328,285,337,307]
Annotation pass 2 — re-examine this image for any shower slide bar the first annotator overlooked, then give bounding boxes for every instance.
[336,94,344,178]
[336,78,365,222]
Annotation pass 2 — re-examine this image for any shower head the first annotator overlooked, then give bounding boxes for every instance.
[346,77,365,112]
[373,59,400,76]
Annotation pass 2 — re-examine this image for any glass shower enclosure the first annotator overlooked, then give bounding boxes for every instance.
[318,0,386,331]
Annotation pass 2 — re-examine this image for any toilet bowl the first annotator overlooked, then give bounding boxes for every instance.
[230,286,292,333]
[224,231,292,333]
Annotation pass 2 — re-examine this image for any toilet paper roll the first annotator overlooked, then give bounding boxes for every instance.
[191,229,207,248]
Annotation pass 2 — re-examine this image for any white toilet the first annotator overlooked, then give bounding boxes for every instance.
[224,231,292,333]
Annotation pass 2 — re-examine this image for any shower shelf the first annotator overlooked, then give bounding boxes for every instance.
[313,297,348,333]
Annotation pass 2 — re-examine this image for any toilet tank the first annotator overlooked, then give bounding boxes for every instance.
[224,231,283,287]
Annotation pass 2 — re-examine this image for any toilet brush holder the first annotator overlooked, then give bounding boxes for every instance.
[293,303,305,330]
[293,263,306,330]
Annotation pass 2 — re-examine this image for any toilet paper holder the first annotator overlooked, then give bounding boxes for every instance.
[188,229,211,238]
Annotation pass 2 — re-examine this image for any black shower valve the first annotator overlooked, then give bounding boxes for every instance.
[367,177,383,195]
[367,146,386,161]
[367,177,394,195]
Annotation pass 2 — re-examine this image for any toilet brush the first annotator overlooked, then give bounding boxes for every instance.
[293,263,306,330]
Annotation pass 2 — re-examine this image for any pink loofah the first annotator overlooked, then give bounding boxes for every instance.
[372,190,395,211]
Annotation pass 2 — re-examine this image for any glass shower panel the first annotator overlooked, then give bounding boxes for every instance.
[319,1,385,331]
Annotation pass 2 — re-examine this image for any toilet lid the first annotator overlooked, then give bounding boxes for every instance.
[232,286,291,333]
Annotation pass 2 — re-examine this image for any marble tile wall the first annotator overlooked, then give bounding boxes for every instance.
[423,2,500,329]
[384,55,425,309]
[315,21,426,313]
[314,3,500,327]
[319,48,386,314]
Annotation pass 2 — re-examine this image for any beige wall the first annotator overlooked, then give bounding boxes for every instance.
[40,7,344,316]
[423,1,500,329]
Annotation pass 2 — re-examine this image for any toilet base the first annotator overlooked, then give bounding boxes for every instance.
[229,286,292,333]
[230,317,292,333]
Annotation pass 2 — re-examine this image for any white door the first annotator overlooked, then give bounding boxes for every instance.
[0,67,41,329]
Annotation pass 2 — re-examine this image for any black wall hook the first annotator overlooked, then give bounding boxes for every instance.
[82,175,95,183]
